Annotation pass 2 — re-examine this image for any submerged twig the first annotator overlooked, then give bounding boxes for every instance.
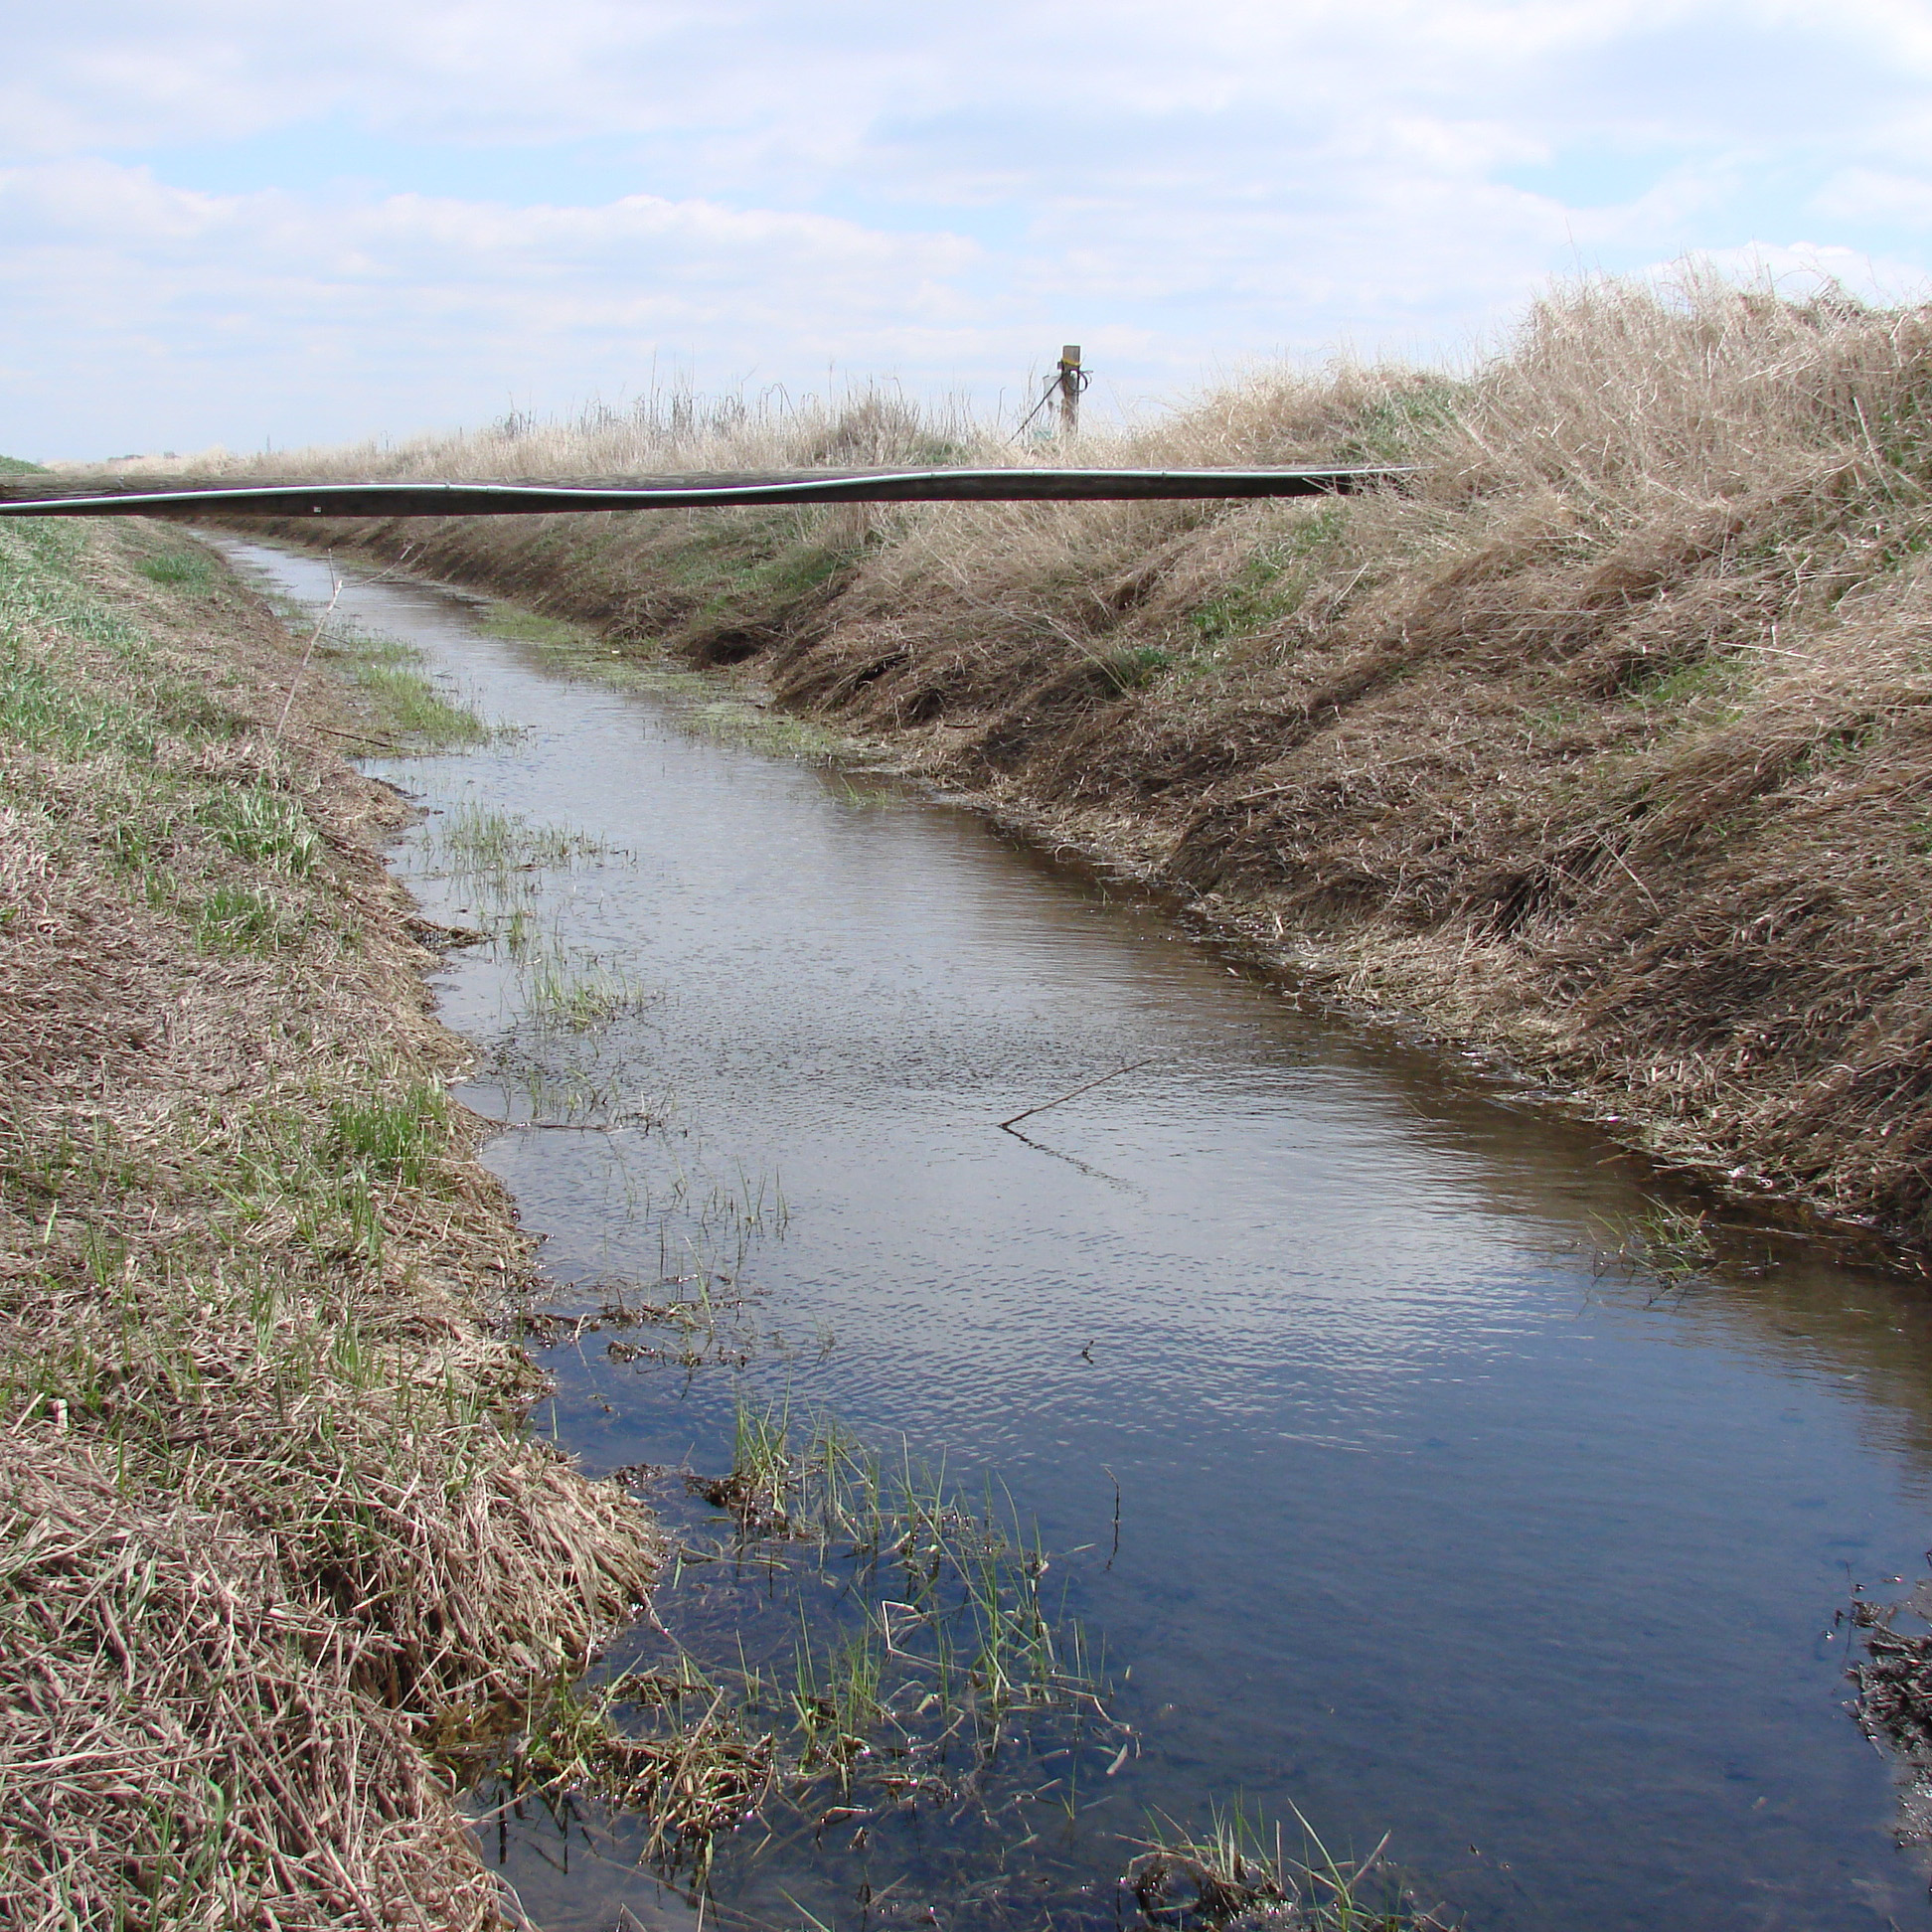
[997,1055,1159,1131]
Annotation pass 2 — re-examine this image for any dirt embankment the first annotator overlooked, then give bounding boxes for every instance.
[217,279,1932,1253]
[0,518,658,1927]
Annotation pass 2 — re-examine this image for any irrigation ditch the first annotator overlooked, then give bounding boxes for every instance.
[66,520,1931,1932]
[192,529,1447,1932]
[18,426,1932,1932]
[145,280,1932,1274]
[21,277,1932,1923]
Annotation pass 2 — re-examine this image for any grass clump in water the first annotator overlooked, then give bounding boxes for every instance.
[683,1395,1116,1777]
[1598,1197,1723,1290]
[502,1387,1441,1927]
[355,661,491,745]
[432,800,612,879]
[484,1665,773,1884]
[525,953,657,1032]
[1129,1800,1443,1931]
[686,696,856,764]
[315,623,491,747]
[479,1391,1123,1899]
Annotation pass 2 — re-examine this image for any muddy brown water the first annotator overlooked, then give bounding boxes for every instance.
[222,535,1932,1932]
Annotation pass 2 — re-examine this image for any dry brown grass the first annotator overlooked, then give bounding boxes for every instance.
[0,520,659,1928]
[192,383,995,487]
[208,269,1932,1249]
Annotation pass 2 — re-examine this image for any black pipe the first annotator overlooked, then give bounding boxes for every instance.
[0,465,1412,519]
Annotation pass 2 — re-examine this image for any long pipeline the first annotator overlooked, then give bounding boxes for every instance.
[0,465,1410,519]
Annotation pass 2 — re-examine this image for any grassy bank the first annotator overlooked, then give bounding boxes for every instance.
[0,518,658,1927]
[201,274,1932,1251]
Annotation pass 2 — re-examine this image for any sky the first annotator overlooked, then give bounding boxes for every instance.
[4,0,1932,460]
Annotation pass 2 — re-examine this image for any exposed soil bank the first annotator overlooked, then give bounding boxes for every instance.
[0,520,658,1927]
[222,281,1932,1256]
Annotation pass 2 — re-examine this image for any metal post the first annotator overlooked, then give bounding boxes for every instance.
[1057,345,1083,438]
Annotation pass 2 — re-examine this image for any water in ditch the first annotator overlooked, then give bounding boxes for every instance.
[219,536,1932,1932]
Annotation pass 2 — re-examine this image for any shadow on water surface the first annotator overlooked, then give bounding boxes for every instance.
[210,535,1932,1932]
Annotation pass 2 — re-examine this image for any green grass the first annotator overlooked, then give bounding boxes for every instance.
[193,881,308,954]
[433,802,609,876]
[1131,1798,1433,1931]
[1624,652,1750,715]
[0,454,46,474]
[1331,376,1474,465]
[136,552,218,589]
[0,525,330,950]
[0,519,661,1930]
[1598,1197,1721,1289]
[0,526,250,752]
[524,953,656,1032]
[1094,643,1176,692]
[353,663,491,744]
[196,785,322,875]
[686,697,853,763]
[327,1083,452,1188]
[1187,504,1353,656]
[682,531,861,640]
[476,603,594,649]
[313,623,491,746]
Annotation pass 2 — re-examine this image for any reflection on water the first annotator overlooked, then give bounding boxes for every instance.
[217,536,1932,1932]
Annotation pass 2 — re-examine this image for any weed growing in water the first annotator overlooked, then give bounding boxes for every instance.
[480,1665,772,1882]
[525,952,658,1033]
[1129,1798,1442,1931]
[474,604,593,649]
[818,773,897,809]
[1597,1197,1722,1290]
[314,622,492,746]
[359,664,492,745]
[432,801,614,879]
[683,1395,1117,1778]
[512,1269,757,1374]
[495,1392,1431,1931]
[483,1393,1126,1911]
[687,697,855,765]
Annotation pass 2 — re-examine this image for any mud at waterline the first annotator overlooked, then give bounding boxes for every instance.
[217,530,1932,1932]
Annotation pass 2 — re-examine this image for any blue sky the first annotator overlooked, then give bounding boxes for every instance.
[4,0,1930,460]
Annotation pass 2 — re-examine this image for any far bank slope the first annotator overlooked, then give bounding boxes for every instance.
[216,280,1932,1250]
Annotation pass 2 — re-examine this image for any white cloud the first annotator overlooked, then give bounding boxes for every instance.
[0,160,991,455]
[3,1,1920,170]
[1810,169,1932,230]
[1,2,1930,455]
